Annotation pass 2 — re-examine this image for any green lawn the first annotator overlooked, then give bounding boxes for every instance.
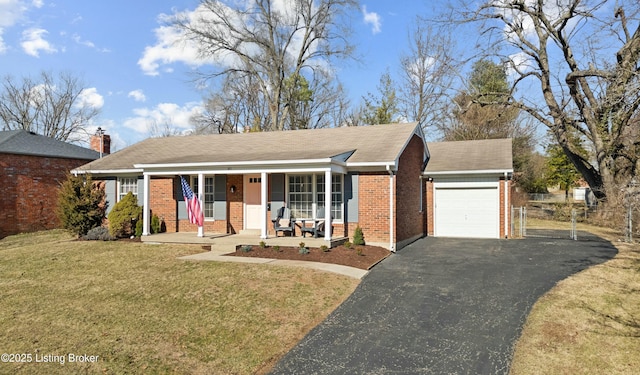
[0,230,359,374]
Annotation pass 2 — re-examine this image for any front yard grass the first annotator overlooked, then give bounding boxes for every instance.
[510,220,640,374]
[0,230,359,374]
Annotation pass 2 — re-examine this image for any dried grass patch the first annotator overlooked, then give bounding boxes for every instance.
[510,222,640,374]
[0,230,358,374]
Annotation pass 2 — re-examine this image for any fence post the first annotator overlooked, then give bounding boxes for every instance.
[570,209,577,240]
[510,205,514,238]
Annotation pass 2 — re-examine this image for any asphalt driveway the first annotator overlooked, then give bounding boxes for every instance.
[270,232,617,374]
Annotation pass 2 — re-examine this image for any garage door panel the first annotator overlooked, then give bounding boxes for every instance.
[434,187,499,238]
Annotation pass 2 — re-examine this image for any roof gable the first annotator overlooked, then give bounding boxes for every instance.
[425,138,513,173]
[0,130,99,160]
[75,123,423,173]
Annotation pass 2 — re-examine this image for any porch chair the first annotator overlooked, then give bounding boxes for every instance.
[299,208,332,238]
[272,207,295,237]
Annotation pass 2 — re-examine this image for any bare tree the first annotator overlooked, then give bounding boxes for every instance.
[191,72,269,134]
[148,119,185,138]
[398,20,461,137]
[0,71,100,142]
[175,0,357,132]
[451,0,640,202]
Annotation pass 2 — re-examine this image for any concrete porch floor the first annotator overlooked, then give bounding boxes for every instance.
[141,232,348,252]
[141,232,367,279]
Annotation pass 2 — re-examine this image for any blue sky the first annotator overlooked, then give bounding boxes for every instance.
[1,0,439,151]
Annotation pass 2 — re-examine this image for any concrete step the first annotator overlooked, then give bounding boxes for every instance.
[239,229,261,236]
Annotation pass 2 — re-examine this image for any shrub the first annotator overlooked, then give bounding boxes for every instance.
[82,226,114,241]
[299,242,306,249]
[56,173,107,236]
[299,246,310,255]
[259,241,267,248]
[273,245,281,252]
[353,226,365,245]
[108,192,142,238]
[151,214,162,234]
[343,240,352,249]
[135,219,144,237]
[320,245,329,252]
[356,247,364,256]
[240,245,252,253]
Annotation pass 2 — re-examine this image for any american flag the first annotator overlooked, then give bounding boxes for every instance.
[180,176,204,227]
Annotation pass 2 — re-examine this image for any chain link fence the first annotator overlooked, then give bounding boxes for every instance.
[515,193,640,242]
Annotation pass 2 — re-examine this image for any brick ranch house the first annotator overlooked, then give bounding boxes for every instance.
[73,123,513,250]
[0,130,108,239]
[74,123,428,250]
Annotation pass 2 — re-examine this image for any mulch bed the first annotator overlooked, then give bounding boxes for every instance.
[225,244,391,270]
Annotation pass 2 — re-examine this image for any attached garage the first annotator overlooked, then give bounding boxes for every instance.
[424,139,513,239]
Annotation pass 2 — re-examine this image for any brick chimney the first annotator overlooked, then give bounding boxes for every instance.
[90,128,111,157]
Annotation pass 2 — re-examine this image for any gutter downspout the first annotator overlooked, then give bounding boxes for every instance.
[387,165,395,252]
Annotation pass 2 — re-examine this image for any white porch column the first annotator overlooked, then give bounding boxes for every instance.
[197,173,204,237]
[142,174,150,236]
[324,170,332,241]
[260,172,268,239]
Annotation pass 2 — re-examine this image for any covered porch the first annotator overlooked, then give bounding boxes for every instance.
[136,157,351,242]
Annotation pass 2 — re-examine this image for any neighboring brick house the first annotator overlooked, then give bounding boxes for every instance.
[424,139,513,239]
[73,123,428,251]
[0,130,102,238]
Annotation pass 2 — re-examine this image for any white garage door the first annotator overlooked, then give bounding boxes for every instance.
[434,187,499,238]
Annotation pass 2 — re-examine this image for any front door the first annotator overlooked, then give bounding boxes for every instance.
[244,174,262,230]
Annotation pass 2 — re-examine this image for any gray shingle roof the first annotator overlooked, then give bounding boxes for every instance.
[75,123,421,172]
[425,138,513,173]
[0,130,100,160]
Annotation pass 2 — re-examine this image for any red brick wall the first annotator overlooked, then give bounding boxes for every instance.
[395,135,426,243]
[0,153,93,238]
[148,176,236,234]
[499,177,512,238]
[349,135,426,247]
[149,177,177,232]
[228,174,243,234]
[357,172,391,244]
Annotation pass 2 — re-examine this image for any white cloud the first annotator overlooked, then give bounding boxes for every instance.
[138,22,206,76]
[0,0,28,53]
[0,29,6,54]
[492,0,582,45]
[32,0,43,8]
[138,2,305,76]
[362,5,381,34]
[21,27,57,57]
[507,51,534,78]
[0,0,26,27]
[128,89,146,102]
[72,34,95,48]
[77,87,104,109]
[123,102,203,134]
